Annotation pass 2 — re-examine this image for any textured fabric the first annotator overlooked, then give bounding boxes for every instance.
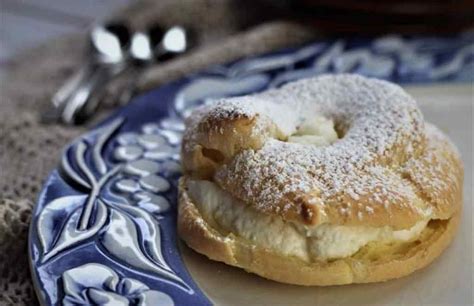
[0,199,36,305]
[0,1,316,304]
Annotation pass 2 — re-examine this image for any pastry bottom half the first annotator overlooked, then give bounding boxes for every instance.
[178,179,461,286]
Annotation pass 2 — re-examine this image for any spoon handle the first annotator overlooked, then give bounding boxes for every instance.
[61,63,125,124]
[53,66,91,106]
[42,63,95,123]
[116,65,143,106]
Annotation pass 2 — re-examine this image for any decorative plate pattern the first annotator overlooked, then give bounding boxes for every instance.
[30,34,473,305]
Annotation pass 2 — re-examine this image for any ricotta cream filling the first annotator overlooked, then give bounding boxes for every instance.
[287,115,339,146]
[187,115,428,261]
[187,180,429,261]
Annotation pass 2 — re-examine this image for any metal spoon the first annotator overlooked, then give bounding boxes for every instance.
[45,23,192,124]
[116,25,190,105]
[45,21,131,124]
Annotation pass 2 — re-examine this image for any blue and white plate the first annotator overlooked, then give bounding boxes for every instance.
[29,34,473,305]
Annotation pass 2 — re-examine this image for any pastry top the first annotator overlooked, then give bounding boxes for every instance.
[182,74,463,230]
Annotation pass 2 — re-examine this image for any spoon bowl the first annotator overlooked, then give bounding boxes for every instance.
[90,22,131,64]
[130,25,190,64]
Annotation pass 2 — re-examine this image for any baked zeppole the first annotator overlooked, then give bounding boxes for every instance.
[178,74,463,286]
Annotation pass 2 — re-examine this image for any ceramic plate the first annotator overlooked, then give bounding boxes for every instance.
[29,34,473,306]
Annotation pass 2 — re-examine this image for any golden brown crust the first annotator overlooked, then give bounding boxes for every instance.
[183,122,463,230]
[181,75,465,229]
[181,108,283,180]
[178,75,464,285]
[401,125,464,220]
[178,178,462,286]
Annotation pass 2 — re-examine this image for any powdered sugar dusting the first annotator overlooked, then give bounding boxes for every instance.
[184,74,460,224]
[401,123,462,213]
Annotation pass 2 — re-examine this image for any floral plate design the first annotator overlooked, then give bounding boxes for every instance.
[29,33,473,305]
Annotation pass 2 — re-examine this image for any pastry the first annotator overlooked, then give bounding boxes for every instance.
[178,74,463,286]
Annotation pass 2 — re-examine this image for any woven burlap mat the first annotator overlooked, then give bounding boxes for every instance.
[0,1,317,304]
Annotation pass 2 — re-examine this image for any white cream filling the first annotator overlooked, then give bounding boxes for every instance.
[187,180,429,261]
[287,116,339,146]
[187,115,428,260]
[303,219,428,260]
[188,179,309,260]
